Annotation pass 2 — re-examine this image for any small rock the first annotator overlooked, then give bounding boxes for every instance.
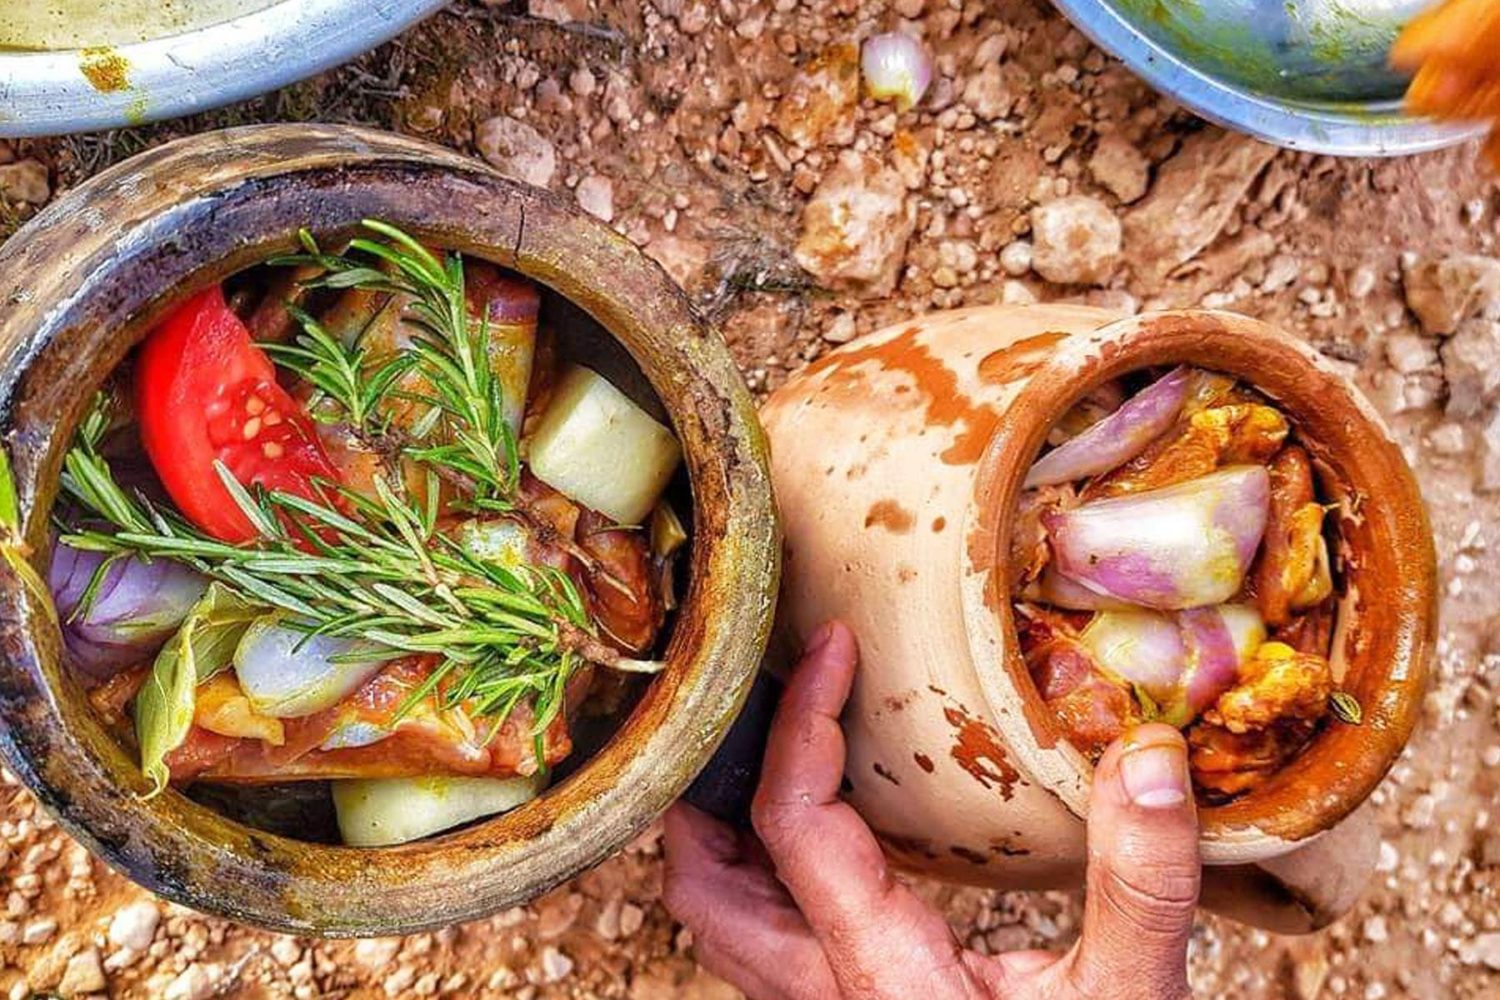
[529,0,589,22]
[1088,134,1150,203]
[575,175,615,222]
[1460,932,1500,970]
[1001,280,1037,305]
[1261,254,1300,293]
[1402,253,1500,335]
[824,312,858,343]
[1030,196,1121,285]
[0,160,49,205]
[1384,332,1439,374]
[1440,320,1500,417]
[568,65,597,97]
[1348,265,1378,299]
[1480,410,1500,493]
[1428,423,1468,455]
[58,949,106,997]
[1291,951,1329,1000]
[22,916,57,944]
[383,965,417,997]
[962,63,1014,122]
[165,963,219,1000]
[619,902,645,937]
[353,937,402,969]
[999,240,1033,277]
[773,42,860,148]
[795,151,915,297]
[540,946,574,983]
[644,233,709,290]
[1403,793,1438,830]
[1376,841,1399,873]
[1363,915,1389,944]
[108,901,160,951]
[475,116,557,189]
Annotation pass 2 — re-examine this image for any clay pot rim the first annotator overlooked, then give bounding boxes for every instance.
[0,125,779,934]
[962,309,1436,862]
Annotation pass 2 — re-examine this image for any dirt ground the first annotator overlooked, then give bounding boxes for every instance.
[1,0,1498,997]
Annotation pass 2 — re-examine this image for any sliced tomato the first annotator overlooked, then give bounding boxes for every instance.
[136,286,341,543]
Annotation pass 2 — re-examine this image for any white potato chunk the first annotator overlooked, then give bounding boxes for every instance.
[527,366,681,524]
[332,774,545,847]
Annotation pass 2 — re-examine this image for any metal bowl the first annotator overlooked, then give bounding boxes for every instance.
[0,0,447,138]
[1051,0,1487,156]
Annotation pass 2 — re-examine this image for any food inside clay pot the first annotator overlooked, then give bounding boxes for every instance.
[1010,366,1361,803]
[44,222,688,846]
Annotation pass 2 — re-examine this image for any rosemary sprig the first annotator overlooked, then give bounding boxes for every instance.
[59,396,648,751]
[269,221,520,501]
[260,304,416,431]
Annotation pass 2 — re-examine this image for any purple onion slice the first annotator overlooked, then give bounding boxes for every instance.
[1025,367,1192,488]
[1079,610,1185,700]
[1043,466,1270,610]
[49,539,207,678]
[1164,604,1266,725]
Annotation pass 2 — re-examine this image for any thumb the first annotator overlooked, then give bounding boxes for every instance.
[1068,724,1201,1000]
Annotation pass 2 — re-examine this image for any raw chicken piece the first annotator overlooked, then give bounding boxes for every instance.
[1203,641,1332,735]
[1252,446,1333,626]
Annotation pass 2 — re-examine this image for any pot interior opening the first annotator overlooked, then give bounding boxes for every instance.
[989,314,1433,848]
[30,240,695,848]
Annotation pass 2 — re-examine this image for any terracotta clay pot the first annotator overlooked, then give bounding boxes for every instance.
[761,305,1435,932]
[0,125,779,935]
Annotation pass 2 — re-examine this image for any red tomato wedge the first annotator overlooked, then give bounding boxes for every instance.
[136,286,342,543]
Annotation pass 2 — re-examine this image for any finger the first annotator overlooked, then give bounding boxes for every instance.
[662,803,837,1000]
[1067,724,1200,1000]
[751,623,978,996]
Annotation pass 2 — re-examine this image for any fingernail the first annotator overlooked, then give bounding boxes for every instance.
[1119,737,1189,810]
[802,623,836,659]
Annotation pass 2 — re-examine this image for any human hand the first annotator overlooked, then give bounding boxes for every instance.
[663,621,1202,1000]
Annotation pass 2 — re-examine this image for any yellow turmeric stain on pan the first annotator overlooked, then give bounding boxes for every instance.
[79,47,130,92]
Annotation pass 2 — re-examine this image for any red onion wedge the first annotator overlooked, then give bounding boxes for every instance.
[1165,604,1265,726]
[1043,465,1270,610]
[861,32,933,111]
[1024,367,1192,488]
[1080,610,1185,700]
[1024,568,1136,611]
[49,540,207,680]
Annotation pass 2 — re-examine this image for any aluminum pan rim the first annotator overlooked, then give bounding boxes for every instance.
[1049,0,1488,157]
[0,0,448,138]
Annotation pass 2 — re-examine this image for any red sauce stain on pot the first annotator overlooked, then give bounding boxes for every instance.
[864,499,915,533]
[873,762,900,785]
[913,752,935,773]
[943,705,1023,801]
[804,326,999,466]
[976,331,1070,384]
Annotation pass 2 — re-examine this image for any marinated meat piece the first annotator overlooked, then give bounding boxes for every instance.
[195,672,285,745]
[1272,602,1335,657]
[1009,484,1076,589]
[577,509,665,654]
[1085,403,1288,499]
[1024,632,1136,759]
[168,657,585,783]
[1252,446,1332,626]
[1203,642,1332,735]
[1187,718,1317,799]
